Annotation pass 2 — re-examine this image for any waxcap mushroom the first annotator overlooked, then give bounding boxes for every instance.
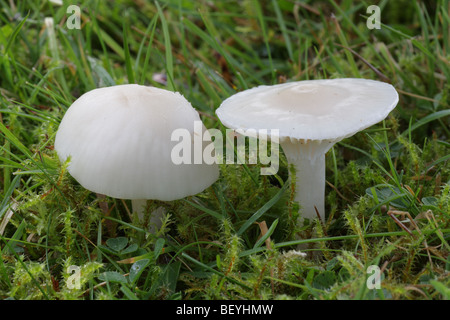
[55,84,219,224]
[216,78,399,222]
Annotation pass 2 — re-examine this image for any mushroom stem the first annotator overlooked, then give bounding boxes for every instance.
[131,199,164,233]
[280,139,334,222]
[131,199,147,222]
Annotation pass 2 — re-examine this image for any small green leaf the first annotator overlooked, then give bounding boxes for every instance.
[154,238,165,260]
[312,271,337,290]
[121,244,139,255]
[422,196,439,208]
[106,237,128,253]
[366,186,410,209]
[129,259,150,284]
[162,261,181,293]
[98,244,117,256]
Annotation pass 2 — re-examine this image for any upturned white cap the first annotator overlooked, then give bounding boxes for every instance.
[216,78,399,144]
[55,84,219,201]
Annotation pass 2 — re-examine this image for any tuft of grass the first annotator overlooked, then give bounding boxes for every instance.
[0,0,449,300]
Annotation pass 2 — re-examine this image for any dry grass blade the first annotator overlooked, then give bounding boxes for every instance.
[0,200,17,236]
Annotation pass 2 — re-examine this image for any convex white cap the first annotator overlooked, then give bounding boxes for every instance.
[55,84,219,201]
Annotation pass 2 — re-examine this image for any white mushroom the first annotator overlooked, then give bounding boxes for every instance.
[216,78,399,223]
[55,84,219,231]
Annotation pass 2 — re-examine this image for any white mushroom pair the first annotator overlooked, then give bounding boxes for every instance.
[55,78,398,231]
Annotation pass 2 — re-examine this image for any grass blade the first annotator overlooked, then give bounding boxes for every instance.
[155,1,174,91]
[123,19,135,84]
[4,12,29,55]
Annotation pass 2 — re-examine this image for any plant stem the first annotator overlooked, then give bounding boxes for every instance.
[131,199,147,222]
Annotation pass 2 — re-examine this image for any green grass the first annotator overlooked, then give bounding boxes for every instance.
[0,0,449,300]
